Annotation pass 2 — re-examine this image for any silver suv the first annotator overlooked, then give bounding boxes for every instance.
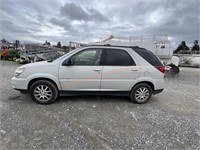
[11,46,165,104]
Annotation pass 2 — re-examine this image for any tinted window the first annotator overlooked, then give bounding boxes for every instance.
[104,49,135,66]
[133,48,163,67]
[71,49,102,66]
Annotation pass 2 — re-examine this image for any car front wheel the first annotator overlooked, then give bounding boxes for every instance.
[130,83,152,104]
[29,80,58,104]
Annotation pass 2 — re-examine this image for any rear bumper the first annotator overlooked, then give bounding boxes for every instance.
[154,79,165,90]
[153,89,164,94]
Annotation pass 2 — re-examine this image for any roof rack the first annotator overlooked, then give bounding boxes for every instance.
[87,44,148,51]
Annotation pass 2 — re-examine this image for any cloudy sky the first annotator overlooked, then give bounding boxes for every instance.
[0,0,199,48]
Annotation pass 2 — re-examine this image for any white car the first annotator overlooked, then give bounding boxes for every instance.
[11,46,165,104]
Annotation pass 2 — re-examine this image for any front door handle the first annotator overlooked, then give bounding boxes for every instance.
[131,68,138,71]
[93,69,101,71]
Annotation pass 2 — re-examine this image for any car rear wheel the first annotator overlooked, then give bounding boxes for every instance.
[130,83,152,104]
[29,80,58,104]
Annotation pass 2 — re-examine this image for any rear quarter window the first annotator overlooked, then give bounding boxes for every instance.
[133,48,163,67]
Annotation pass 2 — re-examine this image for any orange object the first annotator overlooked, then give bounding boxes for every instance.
[0,49,9,56]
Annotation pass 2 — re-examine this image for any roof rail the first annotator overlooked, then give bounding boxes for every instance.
[87,44,145,50]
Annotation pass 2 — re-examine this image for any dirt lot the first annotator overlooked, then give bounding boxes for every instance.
[0,61,200,150]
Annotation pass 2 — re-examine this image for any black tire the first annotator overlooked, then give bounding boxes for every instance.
[130,83,152,104]
[29,80,58,105]
[169,64,180,75]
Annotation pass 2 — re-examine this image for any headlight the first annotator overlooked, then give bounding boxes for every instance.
[15,65,27,77]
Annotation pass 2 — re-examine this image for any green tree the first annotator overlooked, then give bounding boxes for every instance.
[1,39,7,43]
[191,40,199,51]
[174,41,189,53]
[15,40,20,49]
[44,40,51,46]
[57,41,61,48]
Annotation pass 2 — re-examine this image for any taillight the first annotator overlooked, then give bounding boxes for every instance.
[156,66,165,73]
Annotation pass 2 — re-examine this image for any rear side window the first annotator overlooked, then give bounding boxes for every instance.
[104,49,135,66]
[133,48,163,67]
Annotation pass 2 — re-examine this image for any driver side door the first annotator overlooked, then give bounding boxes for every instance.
[59,48,103,91]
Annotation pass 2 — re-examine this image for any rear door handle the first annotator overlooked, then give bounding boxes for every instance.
[93,69,101,71]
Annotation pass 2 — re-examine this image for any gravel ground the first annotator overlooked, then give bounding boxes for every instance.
[0,61,200,150]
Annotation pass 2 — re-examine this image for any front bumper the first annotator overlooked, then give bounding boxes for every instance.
[11,76,28,91]
[14,89,28,94]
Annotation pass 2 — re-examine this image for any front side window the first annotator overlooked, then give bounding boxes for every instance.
[104,49,135,66]
[70,49,102,66]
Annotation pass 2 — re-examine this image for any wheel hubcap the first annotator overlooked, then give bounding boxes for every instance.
[34,85,52,101]
[135,87,149,102]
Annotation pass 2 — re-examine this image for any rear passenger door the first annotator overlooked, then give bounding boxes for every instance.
[100,48,140,91]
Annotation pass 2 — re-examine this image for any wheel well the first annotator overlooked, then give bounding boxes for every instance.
[131,81,154,92]
[28,78,58,92]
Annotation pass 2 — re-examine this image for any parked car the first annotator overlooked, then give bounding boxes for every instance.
[11,45,165,104]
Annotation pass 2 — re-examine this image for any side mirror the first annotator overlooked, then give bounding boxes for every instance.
[62,58,74,66]
[161,45,165,49]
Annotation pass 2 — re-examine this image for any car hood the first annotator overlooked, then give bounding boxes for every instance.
[26,61,50,67]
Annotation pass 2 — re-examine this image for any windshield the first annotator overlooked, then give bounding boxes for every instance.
[50,48,82,62]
